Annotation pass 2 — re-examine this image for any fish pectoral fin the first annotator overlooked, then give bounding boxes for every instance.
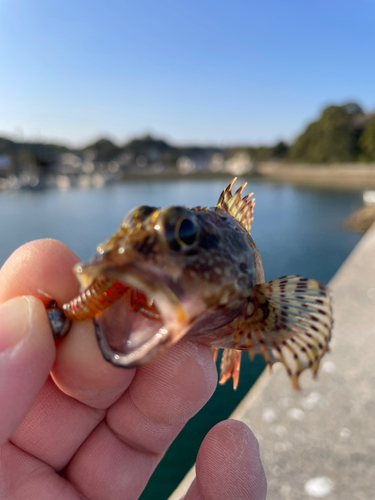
[219,348,242,390]
[238,275,333,389]
[216,177,254,233]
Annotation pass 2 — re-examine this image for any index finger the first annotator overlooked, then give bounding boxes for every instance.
[0,239,136,409]
[0,238,79,306]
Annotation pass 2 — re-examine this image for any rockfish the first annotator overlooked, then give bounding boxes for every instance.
[53,179,333,389]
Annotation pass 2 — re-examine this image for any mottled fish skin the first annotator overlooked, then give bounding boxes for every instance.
[63,179,333,390]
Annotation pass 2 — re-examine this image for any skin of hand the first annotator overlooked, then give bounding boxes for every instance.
[0,239,267,500]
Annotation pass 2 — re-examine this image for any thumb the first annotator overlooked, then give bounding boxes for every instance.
[0,296,55,446]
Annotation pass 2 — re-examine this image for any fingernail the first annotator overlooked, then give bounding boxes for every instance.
[0,297,30,353]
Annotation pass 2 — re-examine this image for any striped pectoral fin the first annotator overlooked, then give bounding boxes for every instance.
[242,275,333,389]
[219,349,242,390]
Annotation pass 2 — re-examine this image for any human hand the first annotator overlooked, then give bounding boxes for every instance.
[0,239,267,500]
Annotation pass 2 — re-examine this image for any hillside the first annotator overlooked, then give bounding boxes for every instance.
[1,102,375,178]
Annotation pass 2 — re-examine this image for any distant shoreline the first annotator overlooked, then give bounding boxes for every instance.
[2,163,375,193]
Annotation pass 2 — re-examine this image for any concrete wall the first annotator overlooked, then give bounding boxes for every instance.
[169,222,375,500]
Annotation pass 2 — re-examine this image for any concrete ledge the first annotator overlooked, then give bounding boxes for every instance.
[169,222,375,500]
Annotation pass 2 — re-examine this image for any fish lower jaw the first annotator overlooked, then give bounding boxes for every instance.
[90,267,192,367]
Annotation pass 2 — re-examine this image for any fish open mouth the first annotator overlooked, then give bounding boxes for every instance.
[76,263,190,367]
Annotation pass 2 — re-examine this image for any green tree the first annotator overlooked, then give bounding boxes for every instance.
[358,114,375,161]
[288,103,365,163]
[271,141,289,159]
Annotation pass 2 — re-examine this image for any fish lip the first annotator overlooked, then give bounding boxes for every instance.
[76,262,190,367]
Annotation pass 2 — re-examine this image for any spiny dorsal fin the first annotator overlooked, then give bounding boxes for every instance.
[191,206,210,212]
[216,177,255,233]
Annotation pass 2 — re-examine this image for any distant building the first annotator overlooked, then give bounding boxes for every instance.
[59,153,83,172]
[225,152,253,175]
[177,156,196,174]
[209,153,225,172]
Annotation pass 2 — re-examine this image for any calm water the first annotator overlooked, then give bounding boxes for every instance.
[0,178,363,498]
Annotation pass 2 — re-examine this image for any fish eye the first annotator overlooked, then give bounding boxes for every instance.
[162,207,200,251]
[175,217,199,247]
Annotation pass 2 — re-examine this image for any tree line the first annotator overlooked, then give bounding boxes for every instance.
[1,102,375,171]
[288,103,375,163]
[238,102,375,163]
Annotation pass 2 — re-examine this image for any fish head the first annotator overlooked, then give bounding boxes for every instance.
[73,204,263,366]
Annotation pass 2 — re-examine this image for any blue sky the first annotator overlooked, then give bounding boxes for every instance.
[0,0,374,147]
